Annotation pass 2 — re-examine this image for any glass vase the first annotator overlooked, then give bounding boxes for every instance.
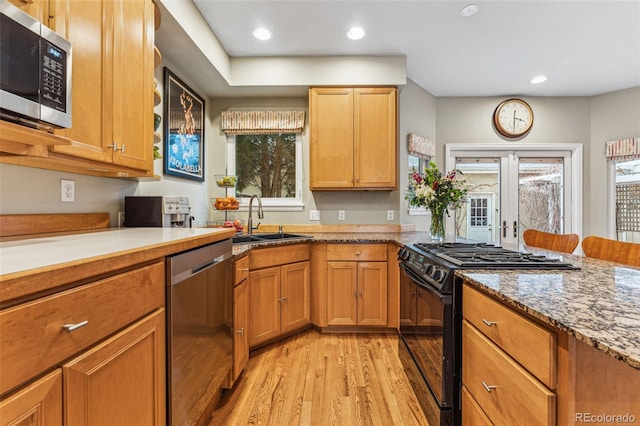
[429,206,446,243]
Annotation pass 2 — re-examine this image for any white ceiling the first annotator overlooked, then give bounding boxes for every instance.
[160,0,640,98]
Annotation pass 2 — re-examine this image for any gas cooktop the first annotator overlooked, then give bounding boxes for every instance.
[410,242,579,270]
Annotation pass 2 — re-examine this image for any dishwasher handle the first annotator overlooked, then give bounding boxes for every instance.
[168,240,232,286]
[191,254,225,275]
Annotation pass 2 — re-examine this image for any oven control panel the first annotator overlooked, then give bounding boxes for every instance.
[398,246,452,291]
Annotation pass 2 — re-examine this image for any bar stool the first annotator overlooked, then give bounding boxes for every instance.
[582,236,640,267]
[522,229,579,254]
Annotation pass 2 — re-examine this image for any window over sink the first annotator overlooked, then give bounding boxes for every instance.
[225,132,304,211]
[221,110,305,211]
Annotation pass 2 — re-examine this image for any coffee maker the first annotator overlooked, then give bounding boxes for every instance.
[124,196,193,228]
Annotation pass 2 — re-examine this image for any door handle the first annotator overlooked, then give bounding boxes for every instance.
[513,221,518,238]
[501,221,508,238]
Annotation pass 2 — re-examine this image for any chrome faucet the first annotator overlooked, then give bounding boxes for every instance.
[247,194,264,235]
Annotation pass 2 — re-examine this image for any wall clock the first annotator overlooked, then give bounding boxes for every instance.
[493,98,534,138]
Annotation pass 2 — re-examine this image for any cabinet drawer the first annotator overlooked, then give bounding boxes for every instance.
[326,244,387,261]
[463,284,556,388]
[462,320,555,426]
[249,244,310,270]
[461,385,492,426]
[0,261,164,395]
[234,255,249,285]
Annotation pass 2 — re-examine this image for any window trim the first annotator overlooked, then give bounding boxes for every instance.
[225,133,305,211]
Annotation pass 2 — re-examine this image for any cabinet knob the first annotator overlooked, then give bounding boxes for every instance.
[236,328,244,335]
[355,251,361,256]
[62,320,89,332]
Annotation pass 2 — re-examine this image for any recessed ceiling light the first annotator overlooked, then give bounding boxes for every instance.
[531,75,548,84]
[253,28,271,41]
[460,4,479,17]
[347,27,365,40]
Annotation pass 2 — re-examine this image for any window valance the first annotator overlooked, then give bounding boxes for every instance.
[407,133,435,160]
[606,137,639,160]
[221,110,306,135]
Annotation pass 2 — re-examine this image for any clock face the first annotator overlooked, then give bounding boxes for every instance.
[494,99,534,138]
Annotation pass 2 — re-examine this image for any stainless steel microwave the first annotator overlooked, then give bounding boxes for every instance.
[0,0,72,129]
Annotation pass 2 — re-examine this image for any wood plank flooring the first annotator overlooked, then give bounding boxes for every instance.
[210,329,429,425]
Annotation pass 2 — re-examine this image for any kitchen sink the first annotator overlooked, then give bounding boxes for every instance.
[232,232,311,244]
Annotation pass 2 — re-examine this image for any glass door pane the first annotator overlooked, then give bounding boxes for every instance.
[455,160,500,243]
[518,158,564,236]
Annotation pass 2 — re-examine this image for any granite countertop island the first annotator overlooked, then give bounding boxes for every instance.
[458,253,640,370]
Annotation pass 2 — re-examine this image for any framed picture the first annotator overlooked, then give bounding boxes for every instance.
[163,68,205,181]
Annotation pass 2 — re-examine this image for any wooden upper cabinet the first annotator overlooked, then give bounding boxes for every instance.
[7,0,48,23]
[309,87,397,190]
[49,0,154,172]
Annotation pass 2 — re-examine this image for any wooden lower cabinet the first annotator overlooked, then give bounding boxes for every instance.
[248,260,310,348]
[0,370,63,426]
[0,260,166,426]
[232,280,249,381]
[0,309,165,426]
[64,309,165,425]
[327,261,387,326]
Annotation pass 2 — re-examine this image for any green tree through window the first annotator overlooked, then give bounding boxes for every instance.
[235,133,296,198]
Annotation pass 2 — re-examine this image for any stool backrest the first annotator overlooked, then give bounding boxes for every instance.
[522,229,579,254]
[582,236,640,267]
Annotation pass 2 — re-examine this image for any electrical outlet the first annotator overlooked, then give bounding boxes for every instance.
[118,212,125,227]
[61,179,75,202]
[309,210,320,221]
[387,210,394,221]
[338,210,346,221]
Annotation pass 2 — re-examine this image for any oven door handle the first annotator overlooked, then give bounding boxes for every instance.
[399,263,452,304]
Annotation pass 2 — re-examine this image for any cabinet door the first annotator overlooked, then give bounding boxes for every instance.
[7,0,47,22]
[50,0,153,172]
[353,88,397,189]
[281,261,310,333]
[248,267,281,347]
[0,370,62,426]
[309,88,354,189]
[232,280,249,381]
[50,0,113,163]
[357,262,388,326]
[64,309,166,426]
[326,262,358,325]
[111,0,153,170]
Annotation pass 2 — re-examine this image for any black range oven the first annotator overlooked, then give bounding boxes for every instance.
[397,242,578,426]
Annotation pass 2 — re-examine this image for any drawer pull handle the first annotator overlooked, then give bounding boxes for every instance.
[482,381,497,393]
[482,319,497,327]
[239,268,249,271]
[236,328,244,335]
[62,320,89,332]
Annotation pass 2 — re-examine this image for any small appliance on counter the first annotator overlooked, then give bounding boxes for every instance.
[124,196,193,228]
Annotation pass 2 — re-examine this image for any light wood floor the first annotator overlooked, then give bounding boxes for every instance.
[210,329,429,426]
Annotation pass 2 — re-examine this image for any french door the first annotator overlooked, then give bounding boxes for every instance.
[445,144,583,246]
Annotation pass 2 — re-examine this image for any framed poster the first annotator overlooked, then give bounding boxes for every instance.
[163,68,205,181]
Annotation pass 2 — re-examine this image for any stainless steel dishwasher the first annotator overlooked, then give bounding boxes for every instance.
[166,239,233,425]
